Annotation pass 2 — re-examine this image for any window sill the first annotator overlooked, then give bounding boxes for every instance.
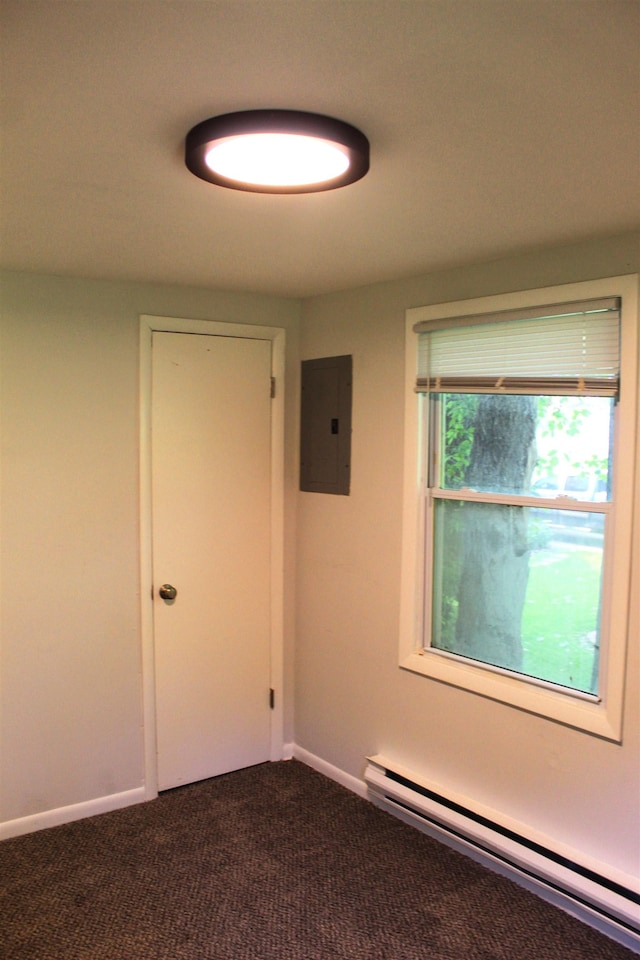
[400,649,622,742]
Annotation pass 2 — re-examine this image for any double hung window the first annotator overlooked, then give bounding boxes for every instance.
[400,277,638,739]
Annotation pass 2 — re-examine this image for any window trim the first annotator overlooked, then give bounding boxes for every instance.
[399,275,639,741]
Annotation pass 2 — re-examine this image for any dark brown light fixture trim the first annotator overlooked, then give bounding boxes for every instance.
[185,109,370,194]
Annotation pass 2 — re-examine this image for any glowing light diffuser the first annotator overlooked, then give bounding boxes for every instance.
[185,110,369,194]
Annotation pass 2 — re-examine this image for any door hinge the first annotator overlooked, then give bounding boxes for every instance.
[269,688,275,709]
[270,377,276,399]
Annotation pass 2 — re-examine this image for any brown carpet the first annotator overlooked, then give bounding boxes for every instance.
[0,760,636,959]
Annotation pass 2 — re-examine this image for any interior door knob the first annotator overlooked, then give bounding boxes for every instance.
[158,584,177,600]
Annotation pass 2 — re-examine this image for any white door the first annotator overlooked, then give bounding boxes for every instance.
[151,331,272,790]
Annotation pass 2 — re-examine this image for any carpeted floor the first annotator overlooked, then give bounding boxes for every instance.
[0,760,636,959]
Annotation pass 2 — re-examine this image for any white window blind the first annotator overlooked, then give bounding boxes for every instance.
[415,297,621,396]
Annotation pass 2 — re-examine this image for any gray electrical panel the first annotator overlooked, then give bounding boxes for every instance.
[300,355,352,495]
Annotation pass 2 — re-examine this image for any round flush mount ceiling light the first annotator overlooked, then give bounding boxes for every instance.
[185,110,370,194]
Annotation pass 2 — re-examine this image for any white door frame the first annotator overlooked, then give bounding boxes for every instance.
[139,315,285,800]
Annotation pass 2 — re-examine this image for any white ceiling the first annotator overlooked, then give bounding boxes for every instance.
[1,0,639,299]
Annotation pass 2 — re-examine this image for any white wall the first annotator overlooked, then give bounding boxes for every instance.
[0,271,300,827]
[296,232,640,882]
[2,233,638,888]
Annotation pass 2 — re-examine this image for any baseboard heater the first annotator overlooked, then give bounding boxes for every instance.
[364,755,640,947]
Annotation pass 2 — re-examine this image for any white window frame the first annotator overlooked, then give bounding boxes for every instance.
[399,275,638,741]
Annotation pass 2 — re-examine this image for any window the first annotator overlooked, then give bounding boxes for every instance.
[400,277,638,740]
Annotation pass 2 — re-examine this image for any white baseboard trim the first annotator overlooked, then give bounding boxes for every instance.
[292,744,367,799]
[0,786,148,841]
[282,741,295,760]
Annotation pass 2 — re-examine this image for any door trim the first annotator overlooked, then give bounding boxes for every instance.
[139,315,286,799]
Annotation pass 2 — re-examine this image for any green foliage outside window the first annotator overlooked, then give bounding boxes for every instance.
[430,393,611,694]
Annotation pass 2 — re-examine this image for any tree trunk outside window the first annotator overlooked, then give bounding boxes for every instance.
[453,395,537,671]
